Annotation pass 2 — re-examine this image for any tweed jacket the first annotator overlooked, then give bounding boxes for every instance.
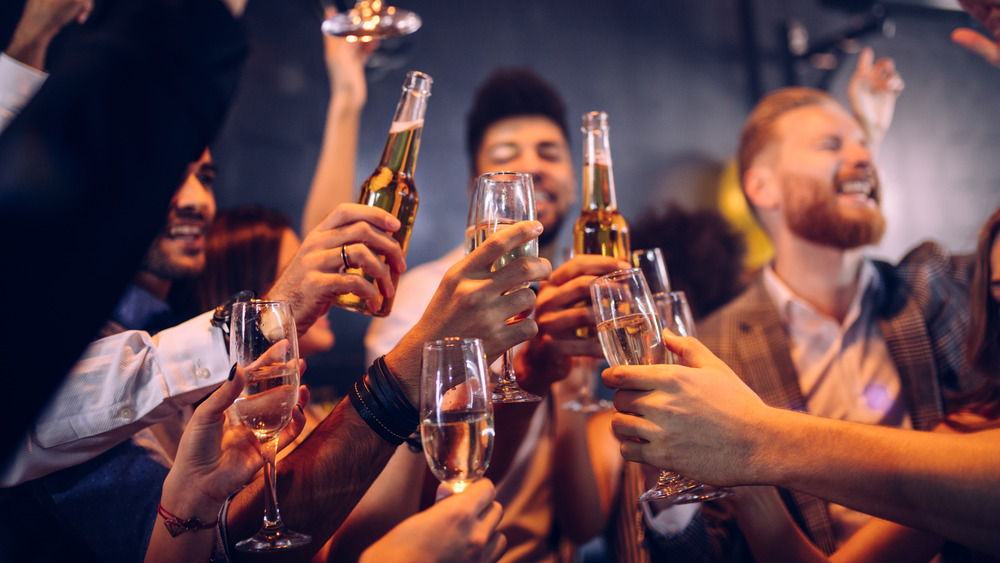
[641,241,977,561]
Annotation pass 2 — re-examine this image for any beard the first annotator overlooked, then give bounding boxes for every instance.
[782,175,886,249]
[140,237,205,281]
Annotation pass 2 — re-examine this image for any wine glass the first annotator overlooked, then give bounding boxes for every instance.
[230,300,311,551]
[472,171,542,403]
[630,248,671,297]
[321,0,421,42]
[648,291,734,504]
[420,337,495,493]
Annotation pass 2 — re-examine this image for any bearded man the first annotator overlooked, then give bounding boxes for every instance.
[643,88,980,560]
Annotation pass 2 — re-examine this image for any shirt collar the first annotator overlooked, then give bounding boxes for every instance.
[762,259,878,331]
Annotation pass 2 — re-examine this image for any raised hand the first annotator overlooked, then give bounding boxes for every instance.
[952,0,1000,67]
[385,221,551,401]
[267,203,405,326]
[601,331,767,485]
[359,479,507,563]
[514,255,629,394]
[5,0,93,69]
[847,47,904,154]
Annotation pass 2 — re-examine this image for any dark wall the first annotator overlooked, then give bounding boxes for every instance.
[211,0,1000,390]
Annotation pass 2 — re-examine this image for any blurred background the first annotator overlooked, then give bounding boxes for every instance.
[11,0,1000,392]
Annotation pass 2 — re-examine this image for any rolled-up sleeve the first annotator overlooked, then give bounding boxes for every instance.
[1,311,229,486]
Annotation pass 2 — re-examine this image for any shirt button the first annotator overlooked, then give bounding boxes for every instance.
[118,407,135,420]
[195,367,211,379]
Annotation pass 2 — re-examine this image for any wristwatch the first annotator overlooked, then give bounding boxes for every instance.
[210,290,257,349]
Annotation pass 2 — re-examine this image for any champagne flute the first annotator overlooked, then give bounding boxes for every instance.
[590,271,730,504]
[472,171,542,403]
[649,291,734,504]
[230,300,311,551]
[631,248,671,297]
[420,337,495,493]
[321,0,421,42]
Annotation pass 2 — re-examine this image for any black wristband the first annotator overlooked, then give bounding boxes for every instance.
[367,362,418,430]
[350,379,407,445]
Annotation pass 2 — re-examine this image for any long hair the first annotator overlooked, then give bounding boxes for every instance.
[197,205,292,311]
[949,206,1000,430]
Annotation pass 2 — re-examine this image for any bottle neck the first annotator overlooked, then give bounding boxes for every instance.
[378,88,429,176]
[582,128,617,211]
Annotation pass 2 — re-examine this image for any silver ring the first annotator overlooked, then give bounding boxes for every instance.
[341,245,355,271]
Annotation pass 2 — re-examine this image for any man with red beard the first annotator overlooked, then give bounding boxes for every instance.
[642,88,980,560]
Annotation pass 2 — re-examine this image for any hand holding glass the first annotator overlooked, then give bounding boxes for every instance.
[231,300,311,551]
[472,171,541,403]
[420,338,495,493]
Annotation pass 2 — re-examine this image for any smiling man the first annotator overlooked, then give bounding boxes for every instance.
[102,149,216,335]
[644,88,980,560]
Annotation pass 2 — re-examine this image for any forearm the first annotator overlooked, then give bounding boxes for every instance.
[145,478,223,563]
[301,97,363,234]
[730,486,829,563]
[227,400,397,562]
[752,409,1000,552]
[551,385,616,542]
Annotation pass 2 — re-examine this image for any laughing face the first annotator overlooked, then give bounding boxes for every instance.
[141,150,217,280]
[769,103,886,249]
[474,115,576,248]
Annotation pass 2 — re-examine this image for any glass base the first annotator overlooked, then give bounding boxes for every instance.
[562,396,612,413]
[321,8,421,40]
[638,471,734,505]
[492,382,541,403]
[235,525,312,552]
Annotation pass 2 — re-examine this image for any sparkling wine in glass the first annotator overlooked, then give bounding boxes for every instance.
[321,0,421,42]
[649,291,734,504]
[420,337,495,493]
[472,171,541,403]
[590,271,732,504]
[231,300,311,552]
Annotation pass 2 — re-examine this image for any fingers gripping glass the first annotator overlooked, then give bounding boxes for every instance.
[230,300,311,551]
[589,271,732,504]
[471,171,541,403]
[420,338,495,493]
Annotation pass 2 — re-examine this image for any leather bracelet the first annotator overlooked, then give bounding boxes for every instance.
[376,356,418,416]
[367,362,418,430]
[350,378,407,445]
[157,503,218,537]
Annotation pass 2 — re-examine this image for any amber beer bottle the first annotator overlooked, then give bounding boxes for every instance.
[573,111,630,336]
[333,71,432,317]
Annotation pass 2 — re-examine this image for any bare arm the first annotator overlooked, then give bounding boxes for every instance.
[4,0,92,70]
[301,16,375,234]
[228,221,551,561]
[603,333,1000,555]
[846,47,903,156]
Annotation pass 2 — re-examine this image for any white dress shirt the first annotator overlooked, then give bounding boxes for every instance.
[1,311,229,487]
[0,52,47,134]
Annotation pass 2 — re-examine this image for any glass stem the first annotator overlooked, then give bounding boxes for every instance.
[500,348,516,384]
[262,437,283,530]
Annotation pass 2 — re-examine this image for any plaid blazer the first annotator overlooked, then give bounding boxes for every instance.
[639,241,978,561]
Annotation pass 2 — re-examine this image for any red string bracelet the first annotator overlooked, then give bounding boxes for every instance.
[157,503,219,537]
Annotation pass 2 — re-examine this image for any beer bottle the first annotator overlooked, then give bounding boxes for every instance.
[573,111,630,336]
[333,71,432,317]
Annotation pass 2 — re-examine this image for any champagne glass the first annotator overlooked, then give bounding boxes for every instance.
[420,337,495,493]
[631,248,671,297]
[472,171,542,403]
[321,0,421,42]
[230,300,311,551]
[648,291,734,504]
